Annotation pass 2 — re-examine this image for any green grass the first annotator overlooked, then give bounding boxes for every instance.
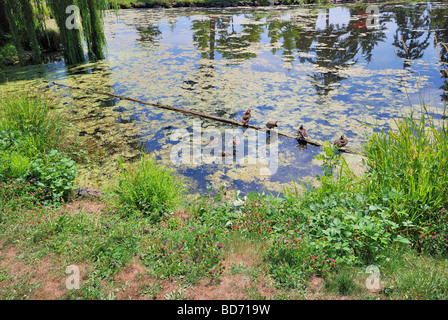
[1,91,448,299]
[112,155,186,219]
[363,112,448,225]
[0,93,65,157]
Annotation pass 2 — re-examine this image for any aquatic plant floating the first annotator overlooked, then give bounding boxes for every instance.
[43,81,362,155]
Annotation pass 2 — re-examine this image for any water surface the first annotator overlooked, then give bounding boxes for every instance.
[1,2,447,195]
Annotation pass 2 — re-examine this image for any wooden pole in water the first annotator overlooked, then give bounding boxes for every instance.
[43,80,362,155]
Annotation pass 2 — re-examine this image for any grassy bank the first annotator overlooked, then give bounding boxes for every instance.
[1,91,448,300]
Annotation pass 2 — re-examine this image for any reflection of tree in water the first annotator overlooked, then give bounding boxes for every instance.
[128,13,163,46]
[392,3,431,67]
[192,18,214,60]
[267,17,306,65]
[215,14,265,63]
[136,25,162,43]
[305,9,358,97]
[354,9,389,63]
[304,7,388,97]
[430,6,448,104]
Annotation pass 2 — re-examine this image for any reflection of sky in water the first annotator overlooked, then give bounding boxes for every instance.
[1,2,448,194]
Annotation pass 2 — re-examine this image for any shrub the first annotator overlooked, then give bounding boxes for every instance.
[0,43,17,66]
[113,155,186,218]
[38,29,62,52]
[0,93,65,155]
[6,152,31,178]
[29,150,77,200]
[363,112,448,224]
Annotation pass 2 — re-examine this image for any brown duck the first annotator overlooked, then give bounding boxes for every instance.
[220,150,232,157]
[266,121,278,130]
[241,108,251,125]
[232,136,241,147]
[206,137,219,147]
[297,125,309,140]
[333,135,348,148]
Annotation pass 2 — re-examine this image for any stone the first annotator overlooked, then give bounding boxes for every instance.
[76,188,104,198]
[132,2,147,8]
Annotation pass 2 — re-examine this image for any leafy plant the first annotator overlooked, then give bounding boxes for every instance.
[29,150,77,200]
[113,155,186,218]
[363,112,448,224]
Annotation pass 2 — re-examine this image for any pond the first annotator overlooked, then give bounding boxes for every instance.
[1,1,447,196]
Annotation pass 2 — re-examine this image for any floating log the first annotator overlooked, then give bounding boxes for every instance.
[43,80,362,155]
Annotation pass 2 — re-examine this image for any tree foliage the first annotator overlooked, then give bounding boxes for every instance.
[1,0,109,66]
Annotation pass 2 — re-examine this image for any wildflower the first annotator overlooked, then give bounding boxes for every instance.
[289,276,293,279]
[113,262,117,266]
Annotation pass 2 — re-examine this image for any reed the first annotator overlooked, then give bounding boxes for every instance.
[113,155,187,218]
[363,111,448,224]
[0,92,65,155]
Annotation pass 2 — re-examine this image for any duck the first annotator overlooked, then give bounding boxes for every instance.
[232,136,241,147]
[206,137,219,147]
[220,150,232,157]
[241,108,251,125]
[297,125,309,140]
[333,135,348,148]
[266,121,278,130]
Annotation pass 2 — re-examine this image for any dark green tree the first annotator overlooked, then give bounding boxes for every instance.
[2,0,109,66]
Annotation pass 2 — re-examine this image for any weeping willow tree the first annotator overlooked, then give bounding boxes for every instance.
[1,0,109,66]
[2,0,43,64]
[47,0,109,65]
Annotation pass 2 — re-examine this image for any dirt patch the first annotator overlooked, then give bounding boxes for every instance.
[183,273,279,300]
[224,238,264,268]
[0,245,67,300]
[62,199,108,216]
